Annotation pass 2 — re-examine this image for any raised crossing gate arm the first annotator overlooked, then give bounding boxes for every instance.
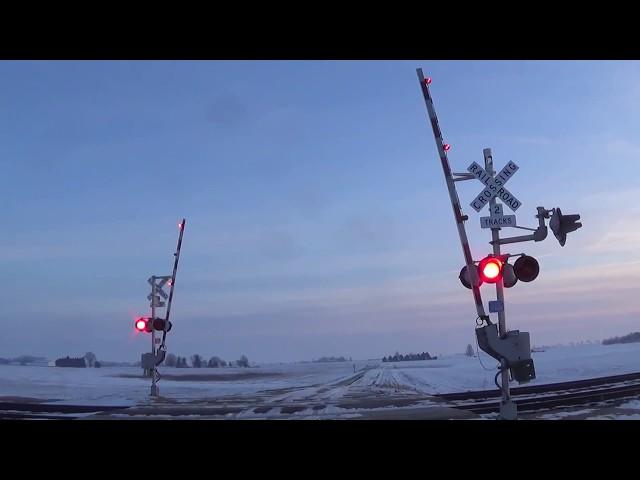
[416,68,487,321]
[161,218,186,348]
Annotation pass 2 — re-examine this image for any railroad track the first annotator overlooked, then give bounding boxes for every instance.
[439,372,640,415]
[7,371,640,419]
[0,402,131,420]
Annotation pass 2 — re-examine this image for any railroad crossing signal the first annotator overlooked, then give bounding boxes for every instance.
[417,69,583,420]
[459,253,540,290]
[134,317,172,333]
[136,219,186,398]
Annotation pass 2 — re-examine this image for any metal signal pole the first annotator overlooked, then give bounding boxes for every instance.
[484,148,515,420]
[416,67,582,420]
[150,276,159,396]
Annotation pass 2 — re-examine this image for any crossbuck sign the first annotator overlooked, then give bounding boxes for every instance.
[467,160,521,213]
[147,276,171,307]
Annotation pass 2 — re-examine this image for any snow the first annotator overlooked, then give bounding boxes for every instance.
[537,409,597,420]
[618,399,640,409]
[1,343,640,418]
[370,342,640,394]
[0,361,366,406]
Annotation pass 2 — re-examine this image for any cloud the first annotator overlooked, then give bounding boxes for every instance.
[584,227,640,256]
[572,186,640,257]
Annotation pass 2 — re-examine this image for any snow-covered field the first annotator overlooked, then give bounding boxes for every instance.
[0,360,372,406]
[2,342,640,419]
[363,342,640,394]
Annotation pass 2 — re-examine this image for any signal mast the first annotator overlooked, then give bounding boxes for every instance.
[134,219,186,397]
[416,69,582,420]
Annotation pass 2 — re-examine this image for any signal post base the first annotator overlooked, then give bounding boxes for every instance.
[499,399,517,420]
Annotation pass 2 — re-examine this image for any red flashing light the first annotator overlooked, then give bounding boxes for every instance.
[443,143,451,151]
[424,77,432,85]
[135,318,147,332]
[478,256,503,284]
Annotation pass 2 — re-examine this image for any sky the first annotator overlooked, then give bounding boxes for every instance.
[1,60,639,364]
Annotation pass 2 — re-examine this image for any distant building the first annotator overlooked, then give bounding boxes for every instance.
[55,356,87,368]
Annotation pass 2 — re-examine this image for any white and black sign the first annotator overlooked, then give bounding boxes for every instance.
[468,161,521,213]
[148,275,171,303]
[480,201,517,229]
[480,215,517,229]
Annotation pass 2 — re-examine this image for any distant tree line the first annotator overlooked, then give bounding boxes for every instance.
[382,351,435,362]
[602,332,640,345]
[0,355,48,366]
[314,356,351,363]
[163,353,249,368]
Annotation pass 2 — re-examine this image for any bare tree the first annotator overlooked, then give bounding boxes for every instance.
[191,354,203,368]
[236,355,249,368]
[465,344,475,357]
[84,352,97,367]
[165,353,177,367]
[208,356,224,368]
[15,355,42,366]
[174,357,184,368]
